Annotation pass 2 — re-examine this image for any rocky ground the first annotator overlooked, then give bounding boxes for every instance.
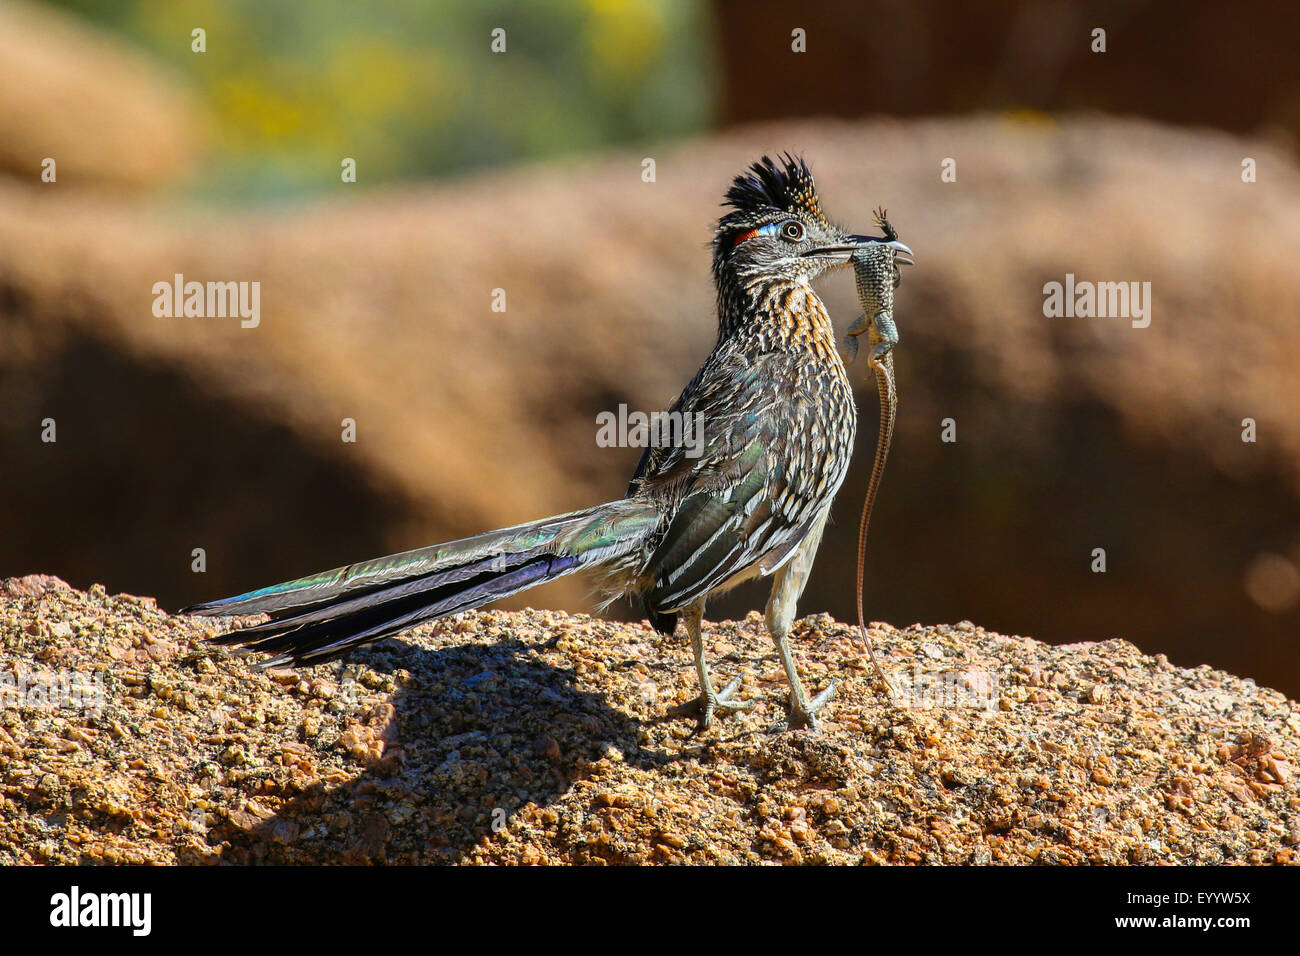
[1,574,1296,865]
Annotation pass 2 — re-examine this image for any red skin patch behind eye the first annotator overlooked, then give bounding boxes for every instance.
[730,228,759,249]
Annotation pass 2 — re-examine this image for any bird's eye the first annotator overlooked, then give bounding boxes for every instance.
[781,220,804,242]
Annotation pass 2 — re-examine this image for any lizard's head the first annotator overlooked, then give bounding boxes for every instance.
[713,154,911,286]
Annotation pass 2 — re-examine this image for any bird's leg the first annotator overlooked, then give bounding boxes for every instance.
[765,510,837,731]
[668,598,754,730]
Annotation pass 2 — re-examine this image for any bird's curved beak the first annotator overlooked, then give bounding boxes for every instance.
[802,234,915,266]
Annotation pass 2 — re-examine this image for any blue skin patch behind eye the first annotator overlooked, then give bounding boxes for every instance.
[757,222,780,237]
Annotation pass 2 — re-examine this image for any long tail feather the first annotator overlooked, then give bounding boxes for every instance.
[185,499,657,667]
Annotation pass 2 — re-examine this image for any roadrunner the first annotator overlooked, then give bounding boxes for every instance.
[187,154,912,731]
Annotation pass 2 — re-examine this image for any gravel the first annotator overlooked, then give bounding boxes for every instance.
[1,574,1296,864]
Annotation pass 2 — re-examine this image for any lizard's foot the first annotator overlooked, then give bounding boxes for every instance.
[785,680,839,732]
[669,676,755,731]
[839,332,860,365]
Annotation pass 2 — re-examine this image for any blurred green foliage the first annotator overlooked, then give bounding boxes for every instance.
[47,0,715,200]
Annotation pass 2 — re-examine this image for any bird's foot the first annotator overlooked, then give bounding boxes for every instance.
[669,676,755,730]
[785,680,839,732]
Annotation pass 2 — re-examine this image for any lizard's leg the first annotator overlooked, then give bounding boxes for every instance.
[766,508,837,731]
[841,311,869,364]
[839,329,860,365]
[844,309,897,367]
[868,310,898,367]
[668,597,754,730]
[846,311,872,338]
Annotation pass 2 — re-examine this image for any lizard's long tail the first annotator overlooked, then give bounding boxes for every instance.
[856,353,897,696]
[850,209,908,699]
[184,499,659,667]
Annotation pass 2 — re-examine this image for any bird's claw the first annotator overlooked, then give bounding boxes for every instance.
[669,675,754,730]
[785,680,838,732]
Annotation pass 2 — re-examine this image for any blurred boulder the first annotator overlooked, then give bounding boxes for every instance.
[0,0,202,187]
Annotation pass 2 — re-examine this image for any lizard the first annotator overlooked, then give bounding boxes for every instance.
[840,206,910,698]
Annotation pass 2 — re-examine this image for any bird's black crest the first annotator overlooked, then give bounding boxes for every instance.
[722,153,829,228]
